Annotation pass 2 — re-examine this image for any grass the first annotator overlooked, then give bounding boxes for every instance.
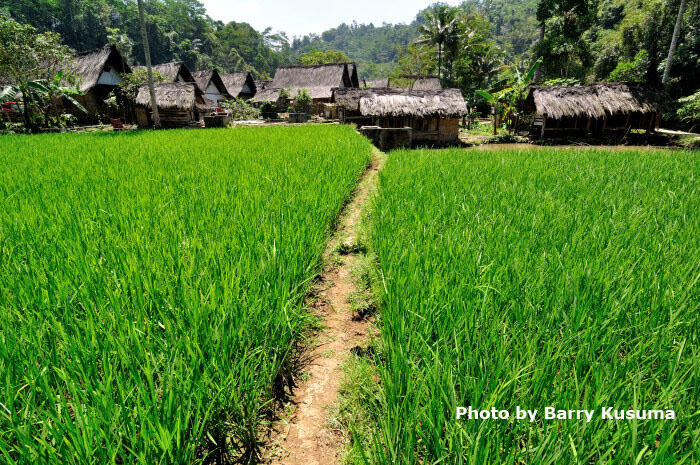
[367,147,700,464]
[0,125,372,464]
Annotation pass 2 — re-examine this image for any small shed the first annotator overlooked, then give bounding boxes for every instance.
[334,87,467,144]
[524,83,668,137]
[220,72,257,99]
[71,45,131,121]
[135,82,206,128]
[192,69,232,107]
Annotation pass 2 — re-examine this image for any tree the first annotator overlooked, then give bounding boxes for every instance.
[662,0,688,85]
[415,5,459,79]
[136,0,160,127]
[299,49,351,65]
[0,16,77,131]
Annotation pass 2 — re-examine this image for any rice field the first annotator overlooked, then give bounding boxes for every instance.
[368,147,700,464]
[0,125,372,464]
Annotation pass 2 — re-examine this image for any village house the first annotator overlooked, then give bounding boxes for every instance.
[253,62,357,109]
[220,72,257,100]
[135,82,206,128]
[70,45,131,122]
[333,87,467,145]
[192,69,232,107]
[524,83,668,137]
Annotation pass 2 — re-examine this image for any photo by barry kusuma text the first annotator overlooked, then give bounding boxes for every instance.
[456,406,677,422]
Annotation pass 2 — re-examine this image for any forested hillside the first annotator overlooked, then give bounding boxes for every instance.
[1,0,294,78]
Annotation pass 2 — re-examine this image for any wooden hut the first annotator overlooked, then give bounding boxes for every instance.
[135,62,196,83]
[70,45,131,122]
[524,83,668,137]
[266,62,356,105]
[135,82,205,128]
[333,87,467,144]
[191,69,232,107]
[220,72,257,99]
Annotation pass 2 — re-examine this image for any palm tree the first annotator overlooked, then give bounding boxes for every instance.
[415,5,458,80]
[136,0,160,127]
[662,0,688,85]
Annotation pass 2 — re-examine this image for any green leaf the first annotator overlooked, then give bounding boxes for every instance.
[524,57,543,85]
[64,95,87,114]
[475,90,495,104]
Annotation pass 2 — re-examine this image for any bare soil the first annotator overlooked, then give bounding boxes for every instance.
[266,148,384,465]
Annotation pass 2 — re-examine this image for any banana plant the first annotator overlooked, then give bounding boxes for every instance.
[476,57,542,135]
[1,71,85,132]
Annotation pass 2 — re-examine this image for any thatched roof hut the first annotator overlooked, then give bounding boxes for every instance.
[359,88,467,117]
[269,62,355,101]
[525,83,666,119]
[363,78,390,88]
[392,75,442,91]
[134,62,196,83]
[72,45,131,93]
[135,82,204,110]
[335,87,467,144]
[191,69,232,106]
[220,72,257,99]
[134,82,206,127]
[524,83,668,135]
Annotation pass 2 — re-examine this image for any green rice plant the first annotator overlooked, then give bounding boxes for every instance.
[368,147,700,464]
[0,125,372,464]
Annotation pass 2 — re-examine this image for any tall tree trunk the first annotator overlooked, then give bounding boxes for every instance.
[137,0,161,128]
[662,0,688,85]
[438,42,442,80]
[533,24,545,83]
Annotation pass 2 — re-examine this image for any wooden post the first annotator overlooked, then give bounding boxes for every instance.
[540,117,546,138]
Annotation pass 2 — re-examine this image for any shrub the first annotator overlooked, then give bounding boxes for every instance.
[677,91,700,132]
[220,98,259,120]
[291,88,312,113]
[608,49,649,83]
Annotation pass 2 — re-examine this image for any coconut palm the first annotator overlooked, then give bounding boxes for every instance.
[415,5,458,80]
[662,0,688,85]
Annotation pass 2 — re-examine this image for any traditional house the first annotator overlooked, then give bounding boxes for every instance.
[392,75,442,90]
[220,72,257,99]
[363,78,390,88]
[333,87,467,144]
[136,62,196,84]
[266,62,357,105]
[135,82,205,128]
[192,69,232,107]
[71,45,131,121]
[524,83,667,137]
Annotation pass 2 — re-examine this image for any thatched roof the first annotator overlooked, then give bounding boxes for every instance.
[412,77,442,90]
[135,62,195,83]
[72,45,131,92]
[525,83,668,119]
[191,69,231,99]
[335,88,467,117]
[220,72,256,97]
[135,82,204,111]
[270,63,354,99]
[363,78,389,88]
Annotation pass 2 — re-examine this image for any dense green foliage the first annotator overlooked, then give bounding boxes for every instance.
[299,49,351,65]
[0,125,372,463]
[0,0,293,78]
[367,147,700,464]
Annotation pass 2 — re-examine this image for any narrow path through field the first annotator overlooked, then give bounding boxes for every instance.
[267,148,385,465]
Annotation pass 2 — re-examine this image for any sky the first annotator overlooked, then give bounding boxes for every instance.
[201,0,462,39]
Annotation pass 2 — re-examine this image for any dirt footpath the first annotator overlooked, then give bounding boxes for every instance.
[267,148,385,465]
